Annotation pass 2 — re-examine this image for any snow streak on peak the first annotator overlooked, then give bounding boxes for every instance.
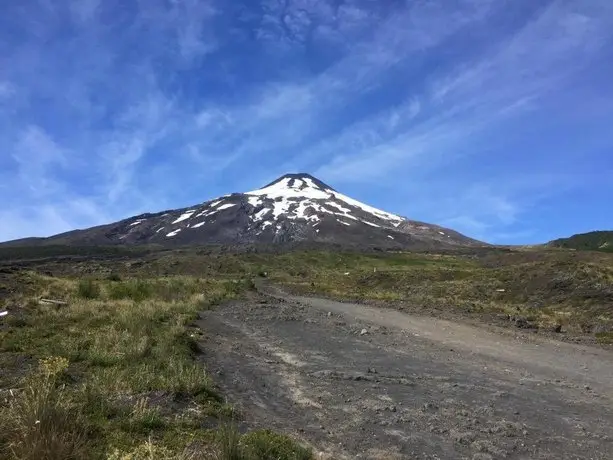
[120,173,407,242]
[246,177,330,200]
[330,190,403,222]
[246,174,404,223]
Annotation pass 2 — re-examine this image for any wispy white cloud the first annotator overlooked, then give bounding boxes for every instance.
[0,207,72,243]
[171,0,218,60]
[312,1,613,183]
[174,0,499,178]
[0,1,222,240]
[0,81,15,99]
[440,186,521,235]
[10,125,68,196]
[1,0,612,243]
[406,171,591,243]
[69,0,101,25]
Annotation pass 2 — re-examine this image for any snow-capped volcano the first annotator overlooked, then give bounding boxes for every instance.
[11,173,482,248]
[244,174,404,230]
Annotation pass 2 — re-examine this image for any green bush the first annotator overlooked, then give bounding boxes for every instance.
[243,279,257,291]
[107,280,152,302]
[595,332,613,344]
[77,279,100,299]
[152,278,201,302]
[222,279,256,296]
[106,273,122,282]
[216,422,242,460]
[120,399,166,435]
[241,429,312,460]
[213,426,312,460]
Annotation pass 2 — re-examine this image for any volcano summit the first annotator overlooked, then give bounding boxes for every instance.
[6,174,483,249]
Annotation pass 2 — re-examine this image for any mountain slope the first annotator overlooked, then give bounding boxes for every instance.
[4,173,484,249]
[549,231,613,252]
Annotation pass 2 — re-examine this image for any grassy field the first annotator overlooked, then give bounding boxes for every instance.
[266,249,613,338]
[127,247,611,338]
[3,245,613,338]
[1,244,612,458]
[0,271,312,459]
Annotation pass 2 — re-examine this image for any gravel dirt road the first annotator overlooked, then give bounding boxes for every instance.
[196,286,613,459]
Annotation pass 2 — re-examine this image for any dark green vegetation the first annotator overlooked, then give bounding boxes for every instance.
[216,425,312,460]
[0,269,311,459]
[1,243,612,458]
[260,249,613,336]
[0,244,159,260]
[550,230,613,252]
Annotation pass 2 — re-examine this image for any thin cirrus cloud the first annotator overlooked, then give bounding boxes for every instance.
[313,1,613,179]
[0,0,612,244]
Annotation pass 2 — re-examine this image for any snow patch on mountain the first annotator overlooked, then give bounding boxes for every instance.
[195,203,235,219]
[172,211,195,224]
[287,200,319,223]
[246,175,404,228]
[271,199,293,218]
[247,177,329,200]
[253,208,270,222]
[248,196,262,207]
[327,202,352,214]
[331,190,403,222]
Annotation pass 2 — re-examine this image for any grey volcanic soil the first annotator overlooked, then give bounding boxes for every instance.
[196,287,613,459]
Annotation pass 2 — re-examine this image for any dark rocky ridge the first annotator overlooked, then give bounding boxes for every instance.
[2,173,485,249]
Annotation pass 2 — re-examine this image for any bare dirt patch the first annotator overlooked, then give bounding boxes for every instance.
[197,290,613,459]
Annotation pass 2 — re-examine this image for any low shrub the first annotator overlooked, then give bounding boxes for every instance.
[108,280,152,302]
[241,429,312,460]
[77,278,100,299]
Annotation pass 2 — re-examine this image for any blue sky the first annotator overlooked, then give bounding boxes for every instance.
[1,0,612,244]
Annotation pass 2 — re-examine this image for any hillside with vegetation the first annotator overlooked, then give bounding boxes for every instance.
[549,231,613,252]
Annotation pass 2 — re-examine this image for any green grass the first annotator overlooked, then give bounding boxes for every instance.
[0,357,88,460]
[241,429,312,460]
[110,246,613,335]
[0,272,311,459]
[5,247,612,337]
[77,278,101,299]
[0,244,158,260]
[253,249,613,335]
[596,332,613,344]
[214,424,312,460]
[216,422,243,460]
[106,279,153,301]
[549,230,613,252]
